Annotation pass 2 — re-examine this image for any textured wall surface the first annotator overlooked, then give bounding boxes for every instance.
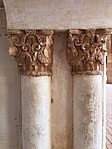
[0,35,22,149]
[0,4,22,149]
[51,32,73,149]
[107,62,112,83]
[0,1,6,34]
[3,0,112,29]
[0,9,6,33]
[107,50,112,83]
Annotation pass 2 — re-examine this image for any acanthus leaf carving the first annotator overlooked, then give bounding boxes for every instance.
[8,30,54,76]
[67,29,110,75]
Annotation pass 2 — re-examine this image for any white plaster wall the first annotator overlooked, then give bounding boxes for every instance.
[51,32,73,149]
[3,0,112,29]
[0,35,22,149]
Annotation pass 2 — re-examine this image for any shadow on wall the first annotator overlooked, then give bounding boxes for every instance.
[0,1,22,148]
[51,32,73,149]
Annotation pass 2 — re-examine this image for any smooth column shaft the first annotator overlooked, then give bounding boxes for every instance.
[21,76,51,149]
[73,75,102,149]
[102,54,107,149]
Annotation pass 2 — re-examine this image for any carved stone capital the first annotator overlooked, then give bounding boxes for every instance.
[8,30,54,76]
[67,29,110,75]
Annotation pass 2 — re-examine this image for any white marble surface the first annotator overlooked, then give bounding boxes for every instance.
[21,76,51,149]
[73,75,102,149]
[102,55,107,149]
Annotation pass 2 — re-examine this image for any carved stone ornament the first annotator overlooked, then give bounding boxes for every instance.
[67,29,110,75]
[8,30,54,76]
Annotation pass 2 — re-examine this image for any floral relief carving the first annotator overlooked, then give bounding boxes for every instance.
[8,30,54,76]
[67,29,110,75]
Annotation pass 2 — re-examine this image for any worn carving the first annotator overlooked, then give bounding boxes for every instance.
[67,29,110,75]
[8,30,54,76]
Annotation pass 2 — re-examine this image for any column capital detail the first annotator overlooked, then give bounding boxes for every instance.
[67,29,110,75]
[8,29,54,76]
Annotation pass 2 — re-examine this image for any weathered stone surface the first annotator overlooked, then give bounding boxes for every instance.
[0,32,73,149]
[73,75,102,149]
[51,32,73,149]
[107,62,112,83]
[0,35,22,149]
[107,52,112,84]
[3,0,112,29]
[8,30,54,76]
[0,0,4,8]
[22,76,51,149]
[0,7,7,34]
[67,29,110,75]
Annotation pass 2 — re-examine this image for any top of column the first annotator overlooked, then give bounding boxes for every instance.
[8,29,54,77]
[67,29,110,75]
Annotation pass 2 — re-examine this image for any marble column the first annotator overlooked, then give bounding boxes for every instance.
[102,52,107,149]
[8,29,54,149]
[67,29,110,149]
